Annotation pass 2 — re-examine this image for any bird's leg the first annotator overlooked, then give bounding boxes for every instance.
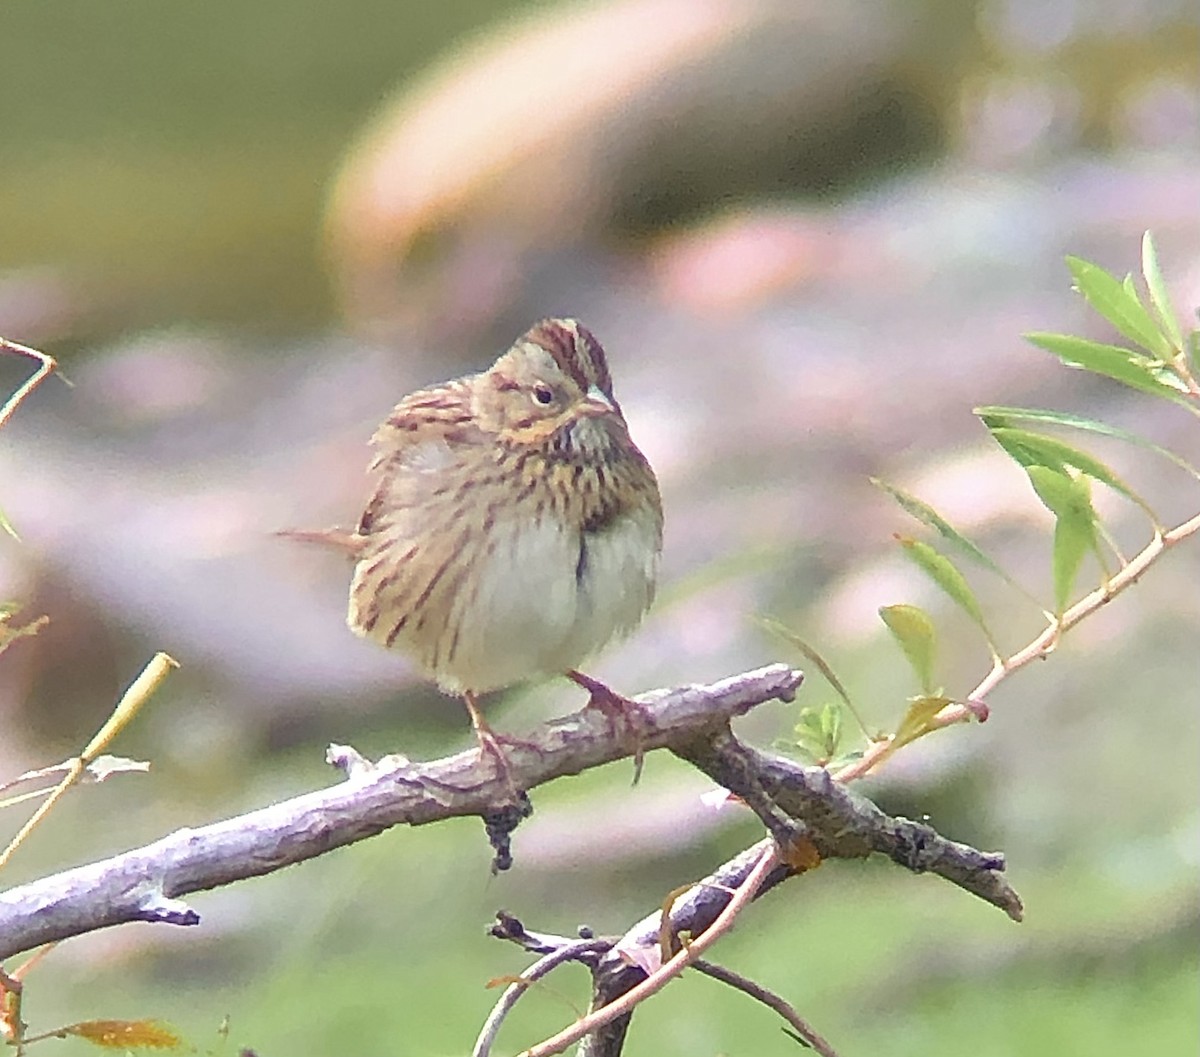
[461,691,534,796]
[566,670,649,783]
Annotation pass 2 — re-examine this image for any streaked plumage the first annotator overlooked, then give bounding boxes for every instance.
[339,318,663,782]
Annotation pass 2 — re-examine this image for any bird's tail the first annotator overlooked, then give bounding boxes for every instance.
[276,527,366,559]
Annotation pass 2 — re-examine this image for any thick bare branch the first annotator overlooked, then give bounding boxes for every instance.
[673,730,1024,921]
[0,655,1020,1002]
[0,665,801,960]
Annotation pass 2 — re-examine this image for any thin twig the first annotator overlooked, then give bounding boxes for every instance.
[0,615,49,657]
[0,944,55,1055]
[692,959,840,1057]
[0,337,62,431]
[0,756,150,801]
[474,939,612,1057]
[517,843,780,1057]
[833,509,1200,782]
[0,653,177,871]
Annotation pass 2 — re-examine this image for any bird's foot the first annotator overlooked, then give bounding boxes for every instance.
[471,728,545,800]
[461,691,540,800]
[567,670,650,784]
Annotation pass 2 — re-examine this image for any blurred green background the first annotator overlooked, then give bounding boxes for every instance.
[2,0,1197,1055]
[0,0,540,335]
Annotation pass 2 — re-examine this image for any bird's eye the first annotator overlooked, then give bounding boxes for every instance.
[532,383,555,406]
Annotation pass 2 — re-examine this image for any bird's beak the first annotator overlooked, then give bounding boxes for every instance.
[580,384,618,417]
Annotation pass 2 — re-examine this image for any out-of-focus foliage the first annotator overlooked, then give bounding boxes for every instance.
[0,0,544,335]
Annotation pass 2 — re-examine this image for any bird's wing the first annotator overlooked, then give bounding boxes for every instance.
[357,378,488,536]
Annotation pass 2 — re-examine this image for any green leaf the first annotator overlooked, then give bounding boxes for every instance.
[819,702,842,750]
[1066,256,1171,358]
[1122,274,1141,308]
[1141,232,1184,352]
[657,544,790,610]
[870,478,1044,608]
[879,604,938,695]
[1025,332,1195,410]
[784,707,830,763]
[1052,510,1097,615]
[1025,463,1094,519]
[784,703,845,764]
[757,618,871,737]
[985,426,1157,522]
[896,537,998,653]
[1025,466,1098,613]
[976,405,1200,481]
[892,695,953,750]
[0,506,18,542]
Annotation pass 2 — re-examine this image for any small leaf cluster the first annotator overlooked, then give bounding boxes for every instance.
[771,233,1198,768]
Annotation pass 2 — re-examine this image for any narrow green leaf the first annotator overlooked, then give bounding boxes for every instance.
[870,478,1045,608]
[892,695,953,750]
[879,604,938,695]
[1025,463,1090,519]
[757,618,871,737]
[784,702,844,764]
[986,426,1157,522]
[657,544,790,609]
[1092,518,1121,577]
[871,479,992,568]
[1025,333,1195,410]
[818,702,842,751]
[784,706,837,764]
[975,405,1200,481]
[1052,510,1096,615]
[0,506,18,542]
[1142,231,1184,351]
[1066,256,1171,357]
[1025,466,1098,612]
[896,537,998,653]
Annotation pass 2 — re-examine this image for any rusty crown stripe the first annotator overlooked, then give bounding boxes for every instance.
[524,318,614,398]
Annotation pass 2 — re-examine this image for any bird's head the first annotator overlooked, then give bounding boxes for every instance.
[476,318,630,456]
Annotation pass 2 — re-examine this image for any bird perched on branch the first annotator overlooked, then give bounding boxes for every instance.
[287,318,662,788]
